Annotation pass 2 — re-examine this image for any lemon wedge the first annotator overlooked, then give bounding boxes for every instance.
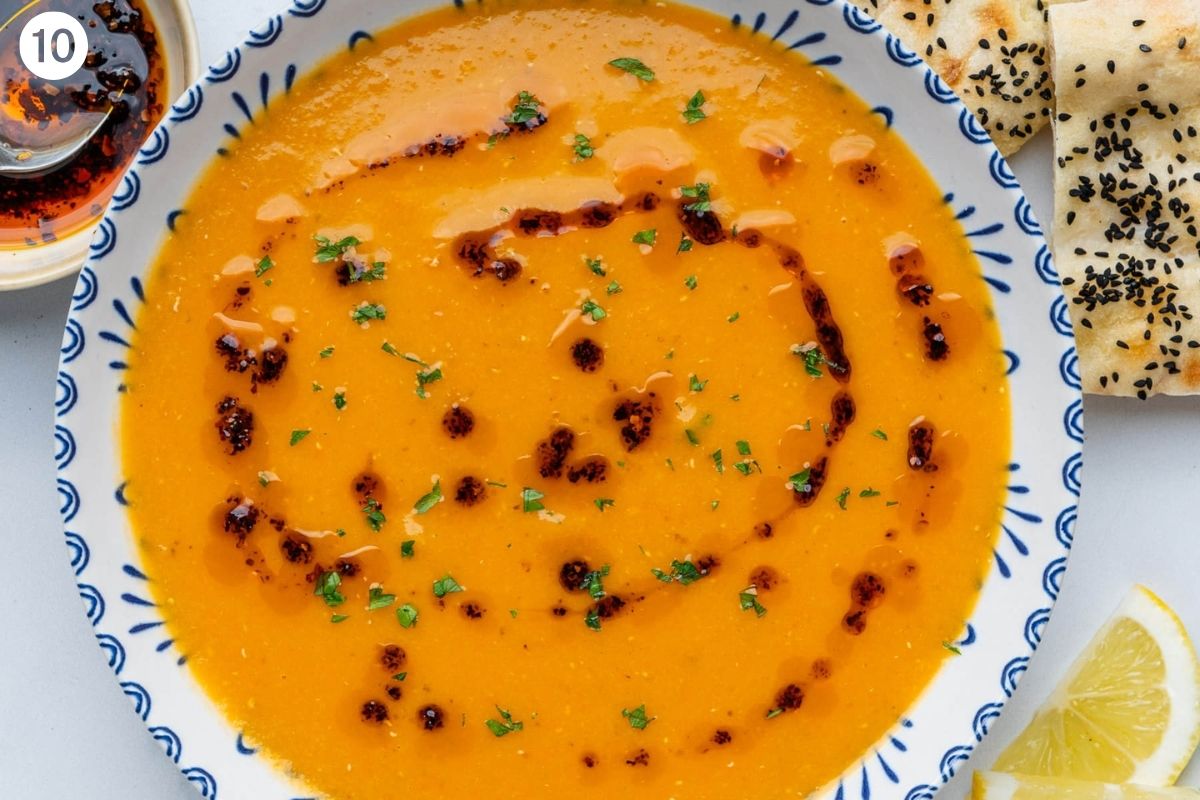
[993,586,1200,785]
[973,771,1200,799]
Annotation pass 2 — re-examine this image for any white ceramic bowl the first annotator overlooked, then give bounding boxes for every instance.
[0,0,199,291]
[54,1,1083,797]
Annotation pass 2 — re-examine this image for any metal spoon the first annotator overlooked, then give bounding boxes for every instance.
[0,107,113,176]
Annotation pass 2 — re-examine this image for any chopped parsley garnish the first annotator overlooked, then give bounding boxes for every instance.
[734,458,760,476]
[710,499,720,510]
[362,498,387,531]
[680,182,712,214]
[685,429,700,446]
[711,448,724,474]
[584,607,602,631]
[608,57,655,82]
[312,381,323,392]
[788,469,812,493]
[586,256,606,276]
[333,390,347,410]
[314,234,360,263]
[485,706,524,737]
[736,440,752,456]
[486,479,509,488]
[413,480,443,514]
[792,344,827,377]
[289,429,311,446]
[331,614,349,623]
[400,540,415,559]
[581,299,607,321]
[432,574,464,598]
[581,564,611,600]
[622,705,655,730]
[651,559,704,585]
[860,488,881,498]
[574,133,595,161]
[314,570,344,607]
[727,311,740,323]
[381,341,400,357]
[684,274,698,290]
[415,365,443,399]
[689,374,708,393]
[521,487,545,513]
[871,428,889,441]
[392,672,407,681]
[682,90,707,124]
[606,280,623,296]
[766,707,784,720]
[677,233,694,254]
[255,255,274,278]
[368,585,396,611]
[347,261,386,283]
[352,302,387,325]
[319,346,335,359]
[836,487,851,510]
[739,586,767,618]
[396,603,418,628]
[943,641,963,656]
[594,498,615,512]
[632,228,657,247]
[257,471,274,487]
[507,91,543,126]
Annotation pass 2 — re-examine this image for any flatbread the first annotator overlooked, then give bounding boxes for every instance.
[1050,0,1200,398]
[855,0,1052,156]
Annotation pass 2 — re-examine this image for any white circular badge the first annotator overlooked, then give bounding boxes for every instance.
[18,11,89,81]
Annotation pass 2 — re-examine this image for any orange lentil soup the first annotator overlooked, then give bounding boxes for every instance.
[121,2,1010,797]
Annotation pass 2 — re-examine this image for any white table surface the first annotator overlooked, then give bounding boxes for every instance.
[3,3,1200,798]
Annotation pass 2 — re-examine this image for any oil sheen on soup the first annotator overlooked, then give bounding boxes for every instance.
[121,2,1011,798]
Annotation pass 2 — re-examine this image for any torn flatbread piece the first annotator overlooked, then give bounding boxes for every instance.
[1050,0,1200,398]
[855,0,1052,156]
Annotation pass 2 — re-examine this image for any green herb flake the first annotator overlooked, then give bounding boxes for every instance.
[581,299,607,321]
[319,346,335,359]
[362,498,387,531]
[368,585,396,611]
[689,374,708,393]
[739,586,767,618]
[330,614,349,623]
[736,440,752,456]
[312,381,323,392]
[289,429,311,447]
[521,487,546,513]
[348,261,387,283]
[685,429,700,446]
[654,559,705,586]
[710,499,720,510]
[314,570,344,607]
[486,480,509,489]
[586,257,607,277]
[766,707,784,720]
[684,274,698,290]
[680,182,712,214]
[396,603,419,628]
[584,607,602,631]
[381,341,401,357]
[727,311,741,323]
[733,459,760,476]
[485,706,525,737]
[608,57,655,82]
[682,90,707,124]
[400,540,415,559]
[943,641,963,656]
[711,448,724,474]
[333,390,347,411]
[594,498,615,512]
[606,280,623,296]
[792,344,826,378]
[509,609,519,619]
[574,133,595,161]
[415,365,443,399]
[413,480,443,515]
[622,705,655,730]
[788,469,812,493]
[871,428,889,441]
[508,91,543,126]
[351,302,387,325]
[432,574,464,598]
[392,672,407,681]
[257,471,274,487]
[314,234,360,263]
[677,234,694,254]
[581,564,611,600]
[860,488,881,498]
[255,255,274,278]
[836,487,851,510]
[632,228,658,247]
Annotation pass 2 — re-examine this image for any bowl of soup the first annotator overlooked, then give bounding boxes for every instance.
[54,1,1081,798]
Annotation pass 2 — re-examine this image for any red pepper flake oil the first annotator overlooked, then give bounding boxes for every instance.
[0,0,166,247]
